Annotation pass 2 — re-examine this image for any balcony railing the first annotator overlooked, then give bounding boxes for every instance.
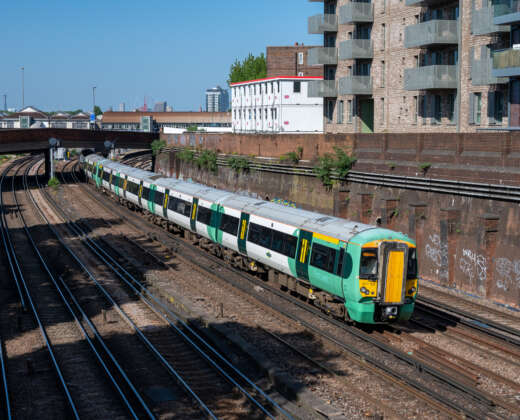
[339,39,373,60]
[338,76,372,95]
[339,3,373,24]
[308,80,338,97]
[405,0,450,6]
[308,14,338,34]
[492,48,520,77]
[307,47,338,65]
[472,6,509,35]
[493,0,520,25]
[404,65,458,90]
[404,20,458,48]
[472,53,508,85]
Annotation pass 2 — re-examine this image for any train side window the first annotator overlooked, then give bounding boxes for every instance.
[168,196,192,217]
[154,191,164,206]
[103,171,110,182]
[142,186,151,201]
[310,243,336,274]
[272,231,297,258]
[127,181,139,195]
[220,213,239,236]
[360,249,378,280]
[111,174,118,185]
[248,223,271,248]
[197,205,212,225]
[407,248,417,279]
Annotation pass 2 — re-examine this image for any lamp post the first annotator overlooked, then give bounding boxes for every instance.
[21,67,24,109]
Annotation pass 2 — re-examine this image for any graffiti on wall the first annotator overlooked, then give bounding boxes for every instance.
[495,257,520,292]
[424,234,448,280]
[458,249,487,292]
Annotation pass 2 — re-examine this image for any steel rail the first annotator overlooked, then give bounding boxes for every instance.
[26,160,155,420]
[0,158,80,420]
[73,162,496,420]
[415,298,520,346]
[36,169,220,420]
[58,161,294,420]
[0,337,10,420]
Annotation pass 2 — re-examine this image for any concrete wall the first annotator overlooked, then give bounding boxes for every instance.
[155,148,520,309]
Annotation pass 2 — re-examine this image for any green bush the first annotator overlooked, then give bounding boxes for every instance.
[151,139,167,156]
[279,146,303,165]
[313,147,357,187]
[195,150,218,173]
[47,177,60,188]
[418,162,432,172]
[333,147,357,178]
[177,148,195,163]
[313,153,335,187]
[228,156,250,173]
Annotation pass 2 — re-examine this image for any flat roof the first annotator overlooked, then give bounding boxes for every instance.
[101,111,231,124]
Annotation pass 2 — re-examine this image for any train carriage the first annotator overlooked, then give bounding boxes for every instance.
[84,154,418,324]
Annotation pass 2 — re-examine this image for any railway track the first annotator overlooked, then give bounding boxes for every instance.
[41,159,295,419]
[65,156,520,419]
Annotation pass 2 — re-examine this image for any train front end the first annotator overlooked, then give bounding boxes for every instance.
[346,231,418,324]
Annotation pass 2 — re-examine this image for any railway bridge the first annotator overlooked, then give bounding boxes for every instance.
[0,128,155,177]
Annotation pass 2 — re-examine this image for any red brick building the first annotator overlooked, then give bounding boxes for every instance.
[266,43,324,78]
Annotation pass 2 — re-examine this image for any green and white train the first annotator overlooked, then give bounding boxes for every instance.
[84,154,418,324]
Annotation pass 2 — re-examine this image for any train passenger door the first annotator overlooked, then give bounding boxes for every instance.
[148,185,156,214]
[295,230,313,281]
[238,212,249,255]
[114,173,119,195]
[163,189,169,218]
[190,197,199,232]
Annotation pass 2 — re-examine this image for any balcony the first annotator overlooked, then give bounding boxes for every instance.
[472,53,508,85]
[338,76,372,95]
[308,14,338,34]
[404,20,458,48]
[404,65,458,90]
[307,47,338,65]
[493,1,520,25]
[405,0,450,6]
[492,48,520,77]
[472,6,509,35]
[339,3,373,24]
[339,39,373,60]
[308,80,338,97]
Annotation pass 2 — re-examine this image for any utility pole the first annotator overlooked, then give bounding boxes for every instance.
[21,67,24,108]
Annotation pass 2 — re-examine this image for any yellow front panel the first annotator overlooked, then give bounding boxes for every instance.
[384,251,405,303]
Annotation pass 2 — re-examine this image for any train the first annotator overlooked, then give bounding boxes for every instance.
[83,154,418,324]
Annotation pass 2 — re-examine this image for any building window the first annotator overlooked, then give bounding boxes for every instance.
[413,96,418,124]
[381,98,385,125]
[420,95,427,125]
[433,95,441,124]
[488,91,504,124]
[298,52,304,65]
[381,61,385,87]
[472,92,482,125]
[326,100,335,123]
[447,94,455,123]
[347,100,353,123]
[338,100,344,124]
[294,81,301,93]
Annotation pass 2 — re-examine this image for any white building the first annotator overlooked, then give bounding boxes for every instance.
[231,76,323,133]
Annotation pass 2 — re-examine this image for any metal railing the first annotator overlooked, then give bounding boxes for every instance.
[339,2,373,24]
[308,80,338,97]
[308,13,338,33]
[471,53,508,85]
[338,76,373,95]
[493,48,520,71]
[404,20,458,48]
[307,47,338,66]
[404,65,458,90]
[339,39,373,60]
[472,6,509,35]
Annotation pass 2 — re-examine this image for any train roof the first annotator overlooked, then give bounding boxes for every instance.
[86,154,376,243]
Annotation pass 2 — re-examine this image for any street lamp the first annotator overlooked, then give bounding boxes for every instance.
[21,67,24,109]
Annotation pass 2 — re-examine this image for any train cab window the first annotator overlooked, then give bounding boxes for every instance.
[407,248,418,279]
[154,190,164,206]
[360,250,378,280]
[168,196,192,217]
[310,243,336,274]
[197,206,212,225]
[220,213,239,236]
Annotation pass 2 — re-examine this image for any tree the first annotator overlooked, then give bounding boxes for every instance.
[94,106,103,116]
[227,53,267,84]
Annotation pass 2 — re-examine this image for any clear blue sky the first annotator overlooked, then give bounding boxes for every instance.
[1,0,322,112]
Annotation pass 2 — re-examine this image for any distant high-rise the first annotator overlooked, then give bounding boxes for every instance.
[166,105,173,112]
[205,86,229,112]
[119,103,125,112]
[153,101,167,112]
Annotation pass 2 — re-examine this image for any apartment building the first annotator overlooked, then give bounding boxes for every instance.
[307,0,511,133]
[231,76,323,133]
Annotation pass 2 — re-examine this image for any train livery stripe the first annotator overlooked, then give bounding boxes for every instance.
[238,212,249,255]
[190,198,199,232]
[295,230,312,280]
[312,232,340,245]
